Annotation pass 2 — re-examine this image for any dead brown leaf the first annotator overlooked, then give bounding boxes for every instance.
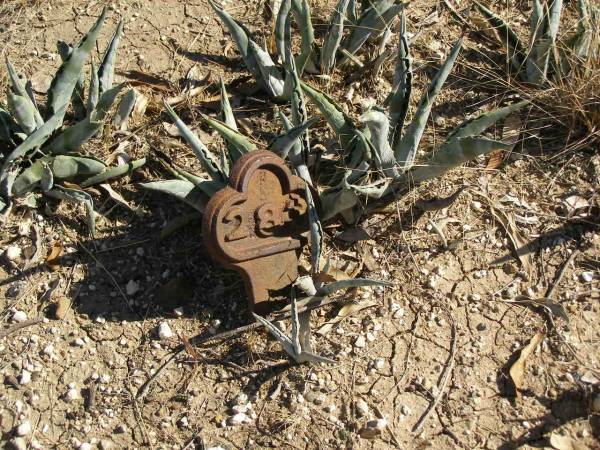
[549,433,591,450]
[509,331,544,393]
[45,242,64,272]
[415,186,465,212]
[317,300,377,335]
[180,333,202,361]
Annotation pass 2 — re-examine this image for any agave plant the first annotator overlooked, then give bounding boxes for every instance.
[208,0,403,100]
[292,13,529,223]
[471,0,596,85]
[0,8,145,235]
[140,77,317,214]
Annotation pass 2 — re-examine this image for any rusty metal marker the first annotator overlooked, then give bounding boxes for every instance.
[202,151,309,314]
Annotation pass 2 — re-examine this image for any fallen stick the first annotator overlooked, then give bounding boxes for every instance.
[412,316,457,434]
[0,318,43,340]
[136,295,337,400]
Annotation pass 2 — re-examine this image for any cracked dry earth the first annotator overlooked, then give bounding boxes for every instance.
[1,0,600,449]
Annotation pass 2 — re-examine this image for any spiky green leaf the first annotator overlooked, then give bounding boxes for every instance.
[46,186,96,236]
[47,7,107,121]
[140,179,212,212]
[394,38,462,171]
[98,20,124,94]
[80,158,146,188]
[163,101,225,181]
[201,112,258,159]
[321,0,350,73]
[52,155,106,179]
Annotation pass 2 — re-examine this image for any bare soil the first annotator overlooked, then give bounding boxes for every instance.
[1,1,599,449]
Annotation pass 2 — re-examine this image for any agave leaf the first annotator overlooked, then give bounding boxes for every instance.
[219,77,237,131]
[40,162,54,192]
[91,83,125,122]
[394,37,462,171]
[317,278,391,296]
[80,158,146,188]
[248,40,286,99]
[201,113,258,160]
[12,158,48,196]
[52,155,106,179]
[360,107,397,177]
[140,179,212,212]
[474,1,525,72]
[98,20,124,94]
[340,0,403,63]
[7,91,38,135]
[57,41,86,119]
[447,101,528,140]
[47,117,102,154]
[5,59,44,128]
[321,0,350,73]
[300,81,354,146]
[387,11,412,146]
[209,0,260,77]
[113,88,137,129]
[400,136,514,185]
[270,117,319,160]
[163,101,225,181]
[253,312,296,356]
[47,7,106,121]
[275,0,292,64]
[48,84,125,153]
[0,107,16,145]
[290,292,302,357]
[88,61,99,113]
[46,186,96,236]
[319,172,359,221]
[292,0,318,74]
[526,0,563,85]
[1,109,65,197]
[305,186,323,275]
[347,0,358,23]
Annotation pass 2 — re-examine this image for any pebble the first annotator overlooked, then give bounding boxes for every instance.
[72,338,85,347]
[355,398,369,417]
[5,245,22,261]
[20,370,32,385]
[580,271,594,283]
[158,322,173,340]
[54,296,71,320]
[373,358,384,370]
[12,311,27,323]
[79,443,92,450]
[16,420,32,436]
[65,387,80,402]
[126,280,140,296]
[228,412,248,425]
[354,336,366,348]
[9,438,27,450]
[401,405,411,416]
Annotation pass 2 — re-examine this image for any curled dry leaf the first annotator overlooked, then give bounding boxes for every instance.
[549,433,591,450]
[317,300,377,335]
[335,227,371,243]
[45,242,64,271]
[509,330,544,393]
[415,186,465,212]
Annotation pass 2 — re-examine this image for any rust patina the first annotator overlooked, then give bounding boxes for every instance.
[202,151,308,314]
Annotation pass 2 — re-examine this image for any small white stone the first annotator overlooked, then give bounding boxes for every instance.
[401,405,411,416]
[10,438,27,450]
[65,387,80,402]
[72,338,85,347]
[367,418,387,430]
[580,271,594,283]
[355,398,369,417]
[373,358,385,370]
[126,280,140,296]
[158,322,173,340]
[173,307,184,317]
[366,332,375,342]
[12,311,27,323]
[5,245,22,261]
[354,336,366,348]
[228,412,248,425]
[20,370,32,385]
[79,443,92,450]
[16,420,32,436]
